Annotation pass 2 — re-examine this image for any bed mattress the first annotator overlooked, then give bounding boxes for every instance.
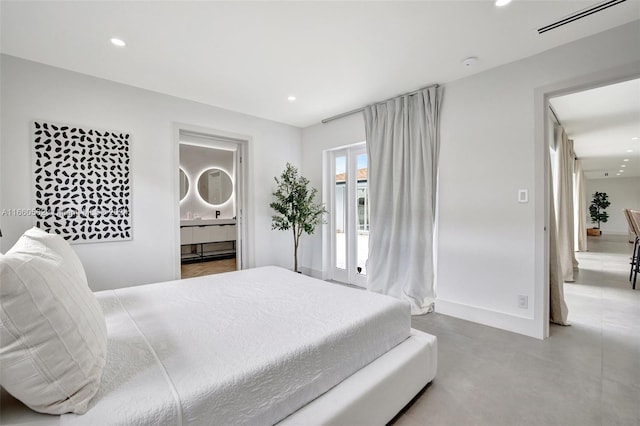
[1,266,411,425]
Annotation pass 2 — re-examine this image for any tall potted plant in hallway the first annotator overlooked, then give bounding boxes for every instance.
[588,191,610,236]
[270,163,327,273]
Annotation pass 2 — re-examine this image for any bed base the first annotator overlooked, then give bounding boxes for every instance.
[0,329,436,426]
[279,328,437,426]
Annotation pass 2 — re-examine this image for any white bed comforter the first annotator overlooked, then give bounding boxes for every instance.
[2,266,411,426]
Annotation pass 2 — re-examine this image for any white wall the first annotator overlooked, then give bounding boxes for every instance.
[301,22,640,338]
[585,177,640,234]
[1,55,301,290]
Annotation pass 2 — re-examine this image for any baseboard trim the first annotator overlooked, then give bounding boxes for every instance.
[299,267,325,280]
[435,298,542,339]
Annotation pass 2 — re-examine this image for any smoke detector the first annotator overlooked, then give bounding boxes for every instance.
[462,57,478,68]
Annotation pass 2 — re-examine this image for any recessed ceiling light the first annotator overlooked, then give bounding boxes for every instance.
[495,0,512,6]
[621,164,627,167]
[110,38,126,47]
[623,158,630,161]
[627,149,634,153]
[632,137,639,140]
[616,173,621,176]
[287,96,296,101]
[619,170,624,172]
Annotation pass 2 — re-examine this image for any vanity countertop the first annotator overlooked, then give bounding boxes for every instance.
[180,219,236,226]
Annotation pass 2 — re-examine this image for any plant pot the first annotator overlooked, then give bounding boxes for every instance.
[587,228,601,236]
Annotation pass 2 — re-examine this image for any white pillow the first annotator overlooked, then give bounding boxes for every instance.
[0,227,107,414]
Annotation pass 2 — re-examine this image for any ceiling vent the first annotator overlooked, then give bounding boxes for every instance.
[538,0,627,34]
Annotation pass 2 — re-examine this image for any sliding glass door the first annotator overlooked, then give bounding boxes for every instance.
[331,144,368,287]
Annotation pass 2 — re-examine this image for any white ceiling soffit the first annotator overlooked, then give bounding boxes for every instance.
[550,78,640,180]
[1,1,639,128]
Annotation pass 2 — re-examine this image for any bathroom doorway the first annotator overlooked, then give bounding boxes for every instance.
[177,129,247,278]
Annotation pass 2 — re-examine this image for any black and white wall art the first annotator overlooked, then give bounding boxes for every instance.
[33,121,132,243]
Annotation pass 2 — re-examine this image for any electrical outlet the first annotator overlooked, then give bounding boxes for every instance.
[518,295,528,309]
[518,189,528,203]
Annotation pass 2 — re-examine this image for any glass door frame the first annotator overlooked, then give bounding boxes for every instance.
[328,143,368,288]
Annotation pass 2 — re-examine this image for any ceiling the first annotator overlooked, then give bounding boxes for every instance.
[550,78,640,180]
[1,1,639,128]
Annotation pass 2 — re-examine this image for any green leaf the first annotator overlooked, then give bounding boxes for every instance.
[270,163,328,236]
[589,191,610,226]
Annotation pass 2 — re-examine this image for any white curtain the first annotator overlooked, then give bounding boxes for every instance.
[553,126,578,282]
[549,153,570,325]
[363,87,442,315]
[574,159,588,252]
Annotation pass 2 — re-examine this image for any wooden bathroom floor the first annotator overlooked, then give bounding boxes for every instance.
[181,258,237,279]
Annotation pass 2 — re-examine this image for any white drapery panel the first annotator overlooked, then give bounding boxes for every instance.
[574,159,588,252]
[552,126,578,282]
[363,87,442,315]
[549,152,570,325]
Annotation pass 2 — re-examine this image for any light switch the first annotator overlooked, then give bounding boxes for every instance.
[518,189,528,203]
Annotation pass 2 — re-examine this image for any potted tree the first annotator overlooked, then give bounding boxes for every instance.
[588,191,610,236]
[270,163,327,273]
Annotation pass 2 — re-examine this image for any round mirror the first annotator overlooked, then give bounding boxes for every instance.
[197,168,233,205]
[179,169,189,201]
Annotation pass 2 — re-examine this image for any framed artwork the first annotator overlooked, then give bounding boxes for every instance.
[33,121,132,243]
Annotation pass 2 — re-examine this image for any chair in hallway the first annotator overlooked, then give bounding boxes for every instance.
[624,209,639,290]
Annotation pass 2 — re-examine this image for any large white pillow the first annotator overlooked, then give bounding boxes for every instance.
[0,227,107,414]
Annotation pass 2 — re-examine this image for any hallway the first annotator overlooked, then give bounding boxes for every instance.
[395,233,639,426]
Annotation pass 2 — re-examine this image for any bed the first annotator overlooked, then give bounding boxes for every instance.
[1,266,437,425]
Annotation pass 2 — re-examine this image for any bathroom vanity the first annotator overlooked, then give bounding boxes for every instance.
[180,219,236,263]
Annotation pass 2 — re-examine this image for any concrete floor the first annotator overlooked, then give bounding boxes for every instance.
[395,234,640,426]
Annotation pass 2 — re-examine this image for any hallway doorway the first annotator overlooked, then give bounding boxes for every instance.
[541,74,640,334]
